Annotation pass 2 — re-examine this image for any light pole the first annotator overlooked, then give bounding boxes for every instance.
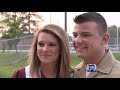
[117,26,119,51]
[50,12,51,23]
[65,12,67,32]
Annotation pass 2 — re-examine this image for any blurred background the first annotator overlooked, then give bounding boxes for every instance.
[0,12,120,78]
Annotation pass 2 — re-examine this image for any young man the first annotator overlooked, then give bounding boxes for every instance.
[72,12,120,78]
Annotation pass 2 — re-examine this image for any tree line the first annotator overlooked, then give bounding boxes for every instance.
[108,25,120,45]
[0,12,44,52]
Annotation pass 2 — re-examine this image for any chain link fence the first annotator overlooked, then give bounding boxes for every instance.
[0,35,34,65]
[0,34,120,65]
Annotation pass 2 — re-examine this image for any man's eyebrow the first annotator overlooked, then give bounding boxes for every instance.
[72,32,77,34]
[72,32,92,34]
[81,32,92,34]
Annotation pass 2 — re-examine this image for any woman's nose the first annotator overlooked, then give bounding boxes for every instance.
[42,45,49,51]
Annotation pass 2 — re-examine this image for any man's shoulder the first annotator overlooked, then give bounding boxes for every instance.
[113,59,120,70]
[106,60,120,78]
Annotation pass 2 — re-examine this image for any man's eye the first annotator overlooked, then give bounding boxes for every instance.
[73,34,78,38]
[83,34,90,37]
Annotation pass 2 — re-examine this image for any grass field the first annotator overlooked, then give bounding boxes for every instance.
[0,52,120,78]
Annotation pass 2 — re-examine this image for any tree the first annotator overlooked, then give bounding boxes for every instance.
[0,12,44,36]
[17,12,44,36]
[118,27,120,45]
[1,13,21,52]
[107,25,120,45]
[0,12,44,52]
[108,25,117,38]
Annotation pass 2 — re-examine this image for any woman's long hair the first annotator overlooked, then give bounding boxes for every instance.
[28,24,71,78]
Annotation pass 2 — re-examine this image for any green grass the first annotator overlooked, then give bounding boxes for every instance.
[0,52,120,78]
[70,53,83,67]
[0,52,28,65]
[113,53,120,61]
[0,52,28,78]
[0,59,28,78]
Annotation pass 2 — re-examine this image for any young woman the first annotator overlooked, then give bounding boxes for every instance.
[12,24,73,78]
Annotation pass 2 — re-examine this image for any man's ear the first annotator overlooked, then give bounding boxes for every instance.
[101,33,110,45]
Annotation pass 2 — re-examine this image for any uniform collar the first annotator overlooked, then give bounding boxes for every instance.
[97,49,116,73]
[75,49,116,78]
[75,62,86,78]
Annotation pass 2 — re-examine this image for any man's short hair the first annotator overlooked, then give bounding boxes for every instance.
[74,12,107,34]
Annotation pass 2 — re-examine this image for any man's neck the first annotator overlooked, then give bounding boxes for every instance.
[84,50,107,65]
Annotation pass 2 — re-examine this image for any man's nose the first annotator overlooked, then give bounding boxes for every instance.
[74,36,83,43]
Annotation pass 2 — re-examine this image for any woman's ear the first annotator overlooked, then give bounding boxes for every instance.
[101,33,110,45]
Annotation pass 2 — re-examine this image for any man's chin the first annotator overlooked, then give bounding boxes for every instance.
[77,53,85,58]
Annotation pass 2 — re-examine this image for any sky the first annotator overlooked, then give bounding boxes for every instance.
[39,12,120,36]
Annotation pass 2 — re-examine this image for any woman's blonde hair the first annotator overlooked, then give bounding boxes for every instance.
[28,24,71,78]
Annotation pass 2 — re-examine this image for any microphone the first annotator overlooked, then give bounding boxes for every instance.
[86,64,97,72]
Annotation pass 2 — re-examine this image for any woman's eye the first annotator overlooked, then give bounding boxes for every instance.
[38,43,44,47]
[49,44,56,46]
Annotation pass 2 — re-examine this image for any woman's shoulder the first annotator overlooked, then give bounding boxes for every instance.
[25,65,31,78]
[12,67,26,78]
